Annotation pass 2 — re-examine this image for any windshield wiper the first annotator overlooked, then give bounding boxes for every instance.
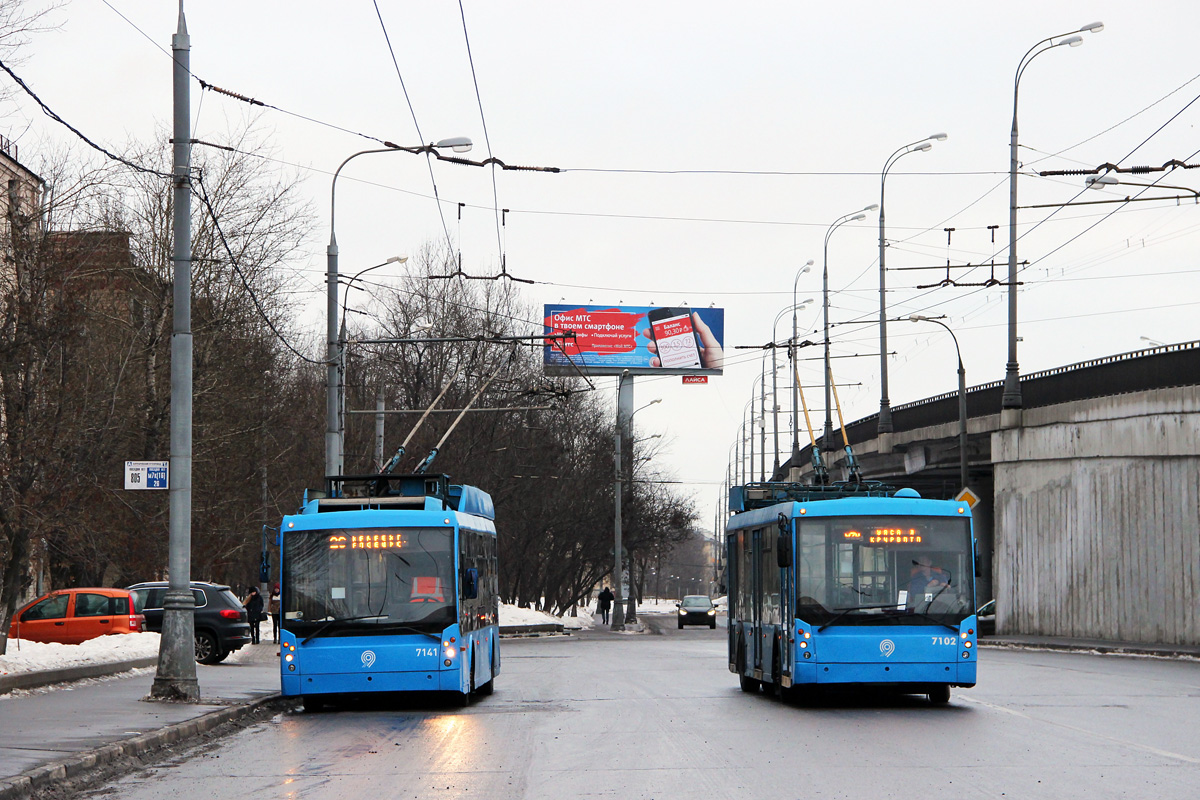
[301,614,389,645]
[369,622,441,641]
[818,603,899,632]
[877,606,959,632]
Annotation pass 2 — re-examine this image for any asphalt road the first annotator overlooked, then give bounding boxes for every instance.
[79,619,1200,800]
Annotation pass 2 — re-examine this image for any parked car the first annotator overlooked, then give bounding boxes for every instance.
[8,588,144,645]
[976,599,995,636]
[127,581,251,664]
[677,595,718,629]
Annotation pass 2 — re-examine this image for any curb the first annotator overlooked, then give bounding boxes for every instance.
[499,624,565,636]
[0,693,284,800]
[977,638,1200,660]
[0,657,158,695]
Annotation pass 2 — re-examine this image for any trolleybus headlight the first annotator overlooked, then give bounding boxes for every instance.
[285,654,294,662]
[799,641,807,649]
[964,641,972,648]
[445,647,457,659]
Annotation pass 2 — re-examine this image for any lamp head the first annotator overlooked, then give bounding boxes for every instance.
[435,136,474,153]
[863,203,880,212]
[850,213,867,222]
[1061,35,1084,47]
[1085,174,1118,189]
[909,314,927,322]
[929,132,949,142]
[806,259,815,266]
[914,142,933,152]
[1079,21,1104,33]
[385,255,409,264]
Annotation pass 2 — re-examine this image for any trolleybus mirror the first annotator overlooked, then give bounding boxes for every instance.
[776,514,792,568]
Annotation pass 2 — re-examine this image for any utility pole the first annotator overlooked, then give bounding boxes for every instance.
[150,0,198,702]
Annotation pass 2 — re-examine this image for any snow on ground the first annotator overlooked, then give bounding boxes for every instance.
[1,597,725,676]
[0,632,161,677]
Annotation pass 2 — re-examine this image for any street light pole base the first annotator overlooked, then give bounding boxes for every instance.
[1001,365,1022,411]
[148,677,200,703]
[877,402,893,434]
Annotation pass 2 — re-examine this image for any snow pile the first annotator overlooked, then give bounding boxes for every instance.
[0,632,161,677]
[499,603,594,631]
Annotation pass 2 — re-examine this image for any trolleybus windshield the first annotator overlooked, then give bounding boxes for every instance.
[797,515,973,627]
[282,526,456,638]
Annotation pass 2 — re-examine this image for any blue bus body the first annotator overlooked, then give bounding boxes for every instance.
[726,484,977,702]
[278,474,499,707]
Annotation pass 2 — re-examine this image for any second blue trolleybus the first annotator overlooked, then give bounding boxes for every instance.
[277,473,499,710]
[727,481,977,703]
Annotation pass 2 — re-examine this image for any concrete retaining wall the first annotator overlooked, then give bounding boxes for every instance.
[993,388,1200,644]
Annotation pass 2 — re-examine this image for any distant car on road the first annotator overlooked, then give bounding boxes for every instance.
[8,588,144,645]
[127,581,251,664]
[677,595,718,629]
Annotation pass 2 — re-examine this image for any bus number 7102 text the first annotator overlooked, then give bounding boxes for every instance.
[932,636,957,646]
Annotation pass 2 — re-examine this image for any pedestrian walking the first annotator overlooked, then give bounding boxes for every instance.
[597,586,615,625]
[245,585,264,645]
[268,584,281,644]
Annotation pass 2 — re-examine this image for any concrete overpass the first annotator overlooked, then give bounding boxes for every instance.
[781,341,1200,646]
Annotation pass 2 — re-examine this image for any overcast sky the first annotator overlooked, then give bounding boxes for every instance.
[9,1,1200,532]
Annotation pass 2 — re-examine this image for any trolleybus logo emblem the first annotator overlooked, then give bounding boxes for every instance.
[361,650,377,668]
[879,639,896,658]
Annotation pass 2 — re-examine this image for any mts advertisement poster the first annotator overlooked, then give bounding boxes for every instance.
[543,304,724,377]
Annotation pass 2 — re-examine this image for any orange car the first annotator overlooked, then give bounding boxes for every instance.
[8,587,145,645]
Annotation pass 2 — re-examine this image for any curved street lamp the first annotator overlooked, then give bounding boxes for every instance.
[823,205,877,449]
[1003,23,1103,412]
[326,137,473,478]
[909,315,969,491]
[878,134,946,434]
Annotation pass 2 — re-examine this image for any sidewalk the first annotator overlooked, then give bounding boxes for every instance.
[0,641,283,800]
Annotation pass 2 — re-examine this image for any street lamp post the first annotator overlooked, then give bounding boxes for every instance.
[823,206,877,450]
[613,377,660,631]
[790,261,814,471]
[1003,22,1103,412]
[909,315,969,491]
[772,300,812,477]
[326,137,472,480]
[878,134,946,434]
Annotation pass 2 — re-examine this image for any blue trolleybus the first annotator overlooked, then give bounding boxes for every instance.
[278,473,499,709]
[726,481,977,704]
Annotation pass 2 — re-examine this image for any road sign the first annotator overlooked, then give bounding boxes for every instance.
[125,460,169,490]
[954,487,981,509]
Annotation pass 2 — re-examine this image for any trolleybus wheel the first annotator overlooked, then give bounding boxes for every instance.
[476,679,494,696]
[739,673,760,693]
[928,685,951,704]
[302,695,326,713]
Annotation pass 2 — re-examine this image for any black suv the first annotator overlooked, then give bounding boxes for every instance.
[127,581,252,664]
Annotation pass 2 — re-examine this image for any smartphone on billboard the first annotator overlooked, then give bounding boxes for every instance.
[647,307,703,369]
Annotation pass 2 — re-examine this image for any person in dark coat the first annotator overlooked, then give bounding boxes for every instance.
[597,586,615,625]
[245,585,265,645]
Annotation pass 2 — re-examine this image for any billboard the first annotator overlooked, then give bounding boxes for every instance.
[543,304,724,377]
